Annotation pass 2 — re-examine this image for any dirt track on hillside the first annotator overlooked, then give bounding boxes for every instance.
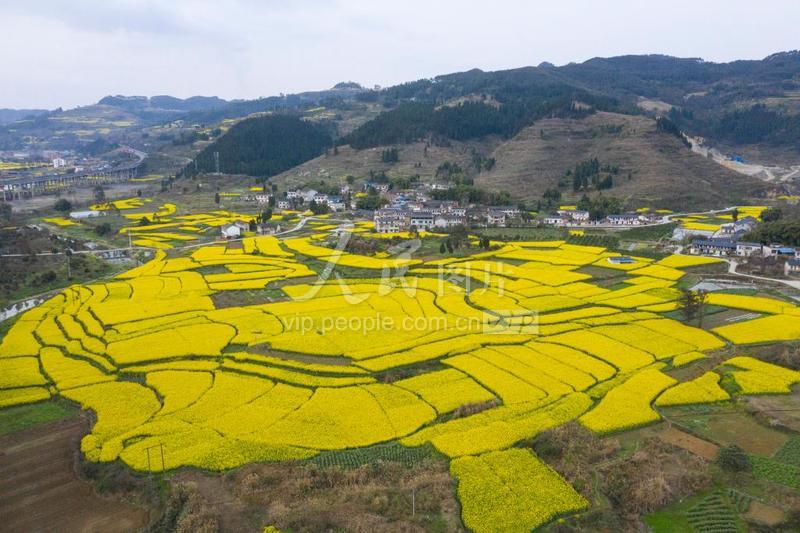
[0,415,149,533]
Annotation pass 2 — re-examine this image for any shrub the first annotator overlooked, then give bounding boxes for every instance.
[718,444,751,473]
[54,198,72,213]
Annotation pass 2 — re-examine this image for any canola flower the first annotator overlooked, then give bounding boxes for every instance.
[0,234,798,530]
[451,448,588,533]
[655,371,730,406]
[579,368,676,433]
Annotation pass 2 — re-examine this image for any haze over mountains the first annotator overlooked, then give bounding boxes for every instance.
[3,52,799,151]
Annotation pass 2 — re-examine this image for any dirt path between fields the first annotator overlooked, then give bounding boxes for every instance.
[0,415,150,533]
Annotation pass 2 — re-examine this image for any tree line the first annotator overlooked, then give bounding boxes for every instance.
[746,216,800,246]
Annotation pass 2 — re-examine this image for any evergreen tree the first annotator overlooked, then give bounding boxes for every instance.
[54,199,72,213]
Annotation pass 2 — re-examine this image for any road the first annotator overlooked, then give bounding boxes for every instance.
[725,259,800,290]
[686,135,800,183]
[673,245,800,291]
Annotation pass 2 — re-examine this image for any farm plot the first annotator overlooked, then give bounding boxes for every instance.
[1,234,799,532]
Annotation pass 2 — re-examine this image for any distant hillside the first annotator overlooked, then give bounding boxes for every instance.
[178,84,367,126]
[476,112,768,209]
[345,52,800,159]
[186,114,331,179]
[0,104,142,151]
[269,138,493,192]
[97,95,228,113]
[0,108,48,125]
[270,111,769,210]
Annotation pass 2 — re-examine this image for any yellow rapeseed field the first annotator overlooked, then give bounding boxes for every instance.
[1,227,799,531]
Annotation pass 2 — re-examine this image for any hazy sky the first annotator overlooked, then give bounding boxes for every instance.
[1,0,798,109]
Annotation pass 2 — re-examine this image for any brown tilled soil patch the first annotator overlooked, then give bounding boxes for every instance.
[0,415,150,533]
[658,427,719,461]
[747,392,800,432]
[704,413,789,456]
[743,500,785,527]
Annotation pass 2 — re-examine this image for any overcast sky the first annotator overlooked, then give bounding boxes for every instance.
[1,0,798,109]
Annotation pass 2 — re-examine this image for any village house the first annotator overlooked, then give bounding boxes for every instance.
[716,216,758,239]
[543,214,568,227]
[434,213,467,229]
[690,238,737,256]
[409,210,435,231]
[785,258,800,276]
[423,200,461,214]
[220,220,249,239]
[491,205,521,218]
[69,210,104,220]
[374,208,405,230]
[240,193,271,204]
[256,223,280,235]
[606,214,643,226]
[374,211,406,233]
[763,244,797,257]
[486,209,507,227]
[556,209,590,223]
[568,210,590,223]
[735,242,762,257]
[325,195,346,211]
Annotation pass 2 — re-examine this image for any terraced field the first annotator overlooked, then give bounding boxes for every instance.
[2,230,800,532]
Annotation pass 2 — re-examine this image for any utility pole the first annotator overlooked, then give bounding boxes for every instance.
[65,248,72,279]
[214,151,220,174]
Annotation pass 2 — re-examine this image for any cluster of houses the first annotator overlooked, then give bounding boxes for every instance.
[373,201,522,233]
[220,220,282,239]
[685,216,761,257]
[284,188,348,211]
[236,188,352,211]
[237,192,272,204]
[687,217,800,276]
[543,208,655,227]
[689,239,800,275]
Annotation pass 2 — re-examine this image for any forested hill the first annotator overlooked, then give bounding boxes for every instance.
[340,101,560,149]
[343,52,800,154]
[341,86,613,149]
[186,114,331,179]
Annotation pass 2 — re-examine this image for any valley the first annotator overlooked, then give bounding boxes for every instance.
[1,45,800,533]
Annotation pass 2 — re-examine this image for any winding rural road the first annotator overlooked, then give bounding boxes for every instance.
[725,259,800,290]
[673,245,800,291]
